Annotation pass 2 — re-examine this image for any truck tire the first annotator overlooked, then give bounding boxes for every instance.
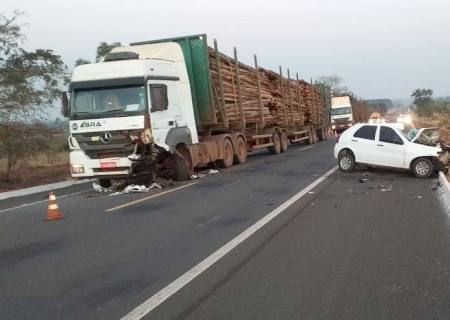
[233,136,248,164]
[174,153,191,181]
[280,131,288,152]
[338,149,355,172]
[218,138,234,168]
[174,146,193,181]
[268,132,281,154]
[317,128,326,141]
[98,179,112,189]
[411,157,433,178]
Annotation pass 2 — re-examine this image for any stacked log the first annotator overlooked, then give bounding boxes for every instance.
[208,48,325,129]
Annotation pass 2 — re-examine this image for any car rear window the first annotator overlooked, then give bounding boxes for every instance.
[353,125,377,140]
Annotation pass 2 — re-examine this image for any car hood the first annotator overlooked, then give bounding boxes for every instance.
[410,127,440,146]
[407,141,442,156]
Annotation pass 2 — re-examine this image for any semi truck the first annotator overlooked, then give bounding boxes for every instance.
[330,96,353,133]
[63,34,329,187]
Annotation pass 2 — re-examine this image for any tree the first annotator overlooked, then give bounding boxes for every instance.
[74,58,90,66]
[96,41,121,62]
[316,74,349,96]
[411,89,433,116]
[0,11,67,182]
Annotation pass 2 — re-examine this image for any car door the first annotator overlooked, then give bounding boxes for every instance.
[349,125,378,164]
[375,126,406,168]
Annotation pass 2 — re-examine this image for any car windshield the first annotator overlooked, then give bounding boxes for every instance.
[71,85,146,119]
[331,107,352,116]
[399,129,413,141]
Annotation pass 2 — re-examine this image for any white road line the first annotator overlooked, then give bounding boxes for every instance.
[105,182,199,212]
[121,165,338,320]
[0,189,91,215]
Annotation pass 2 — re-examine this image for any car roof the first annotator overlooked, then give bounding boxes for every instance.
[355,122,403,129]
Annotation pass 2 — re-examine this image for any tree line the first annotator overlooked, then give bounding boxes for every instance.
[411,88,450,118]
[0,11,121,183]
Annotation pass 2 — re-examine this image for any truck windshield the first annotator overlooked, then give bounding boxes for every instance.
[331,107,352,116]
[71,85,146,119]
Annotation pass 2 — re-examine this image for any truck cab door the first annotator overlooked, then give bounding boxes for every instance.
[148,81,186,150]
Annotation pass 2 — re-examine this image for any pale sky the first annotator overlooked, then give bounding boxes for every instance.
[4,0,450,100]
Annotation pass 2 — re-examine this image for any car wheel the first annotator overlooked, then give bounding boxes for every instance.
[338,150,355,173]
[412,158,433,178]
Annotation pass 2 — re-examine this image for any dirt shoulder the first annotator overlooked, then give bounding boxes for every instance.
[0,163,70,192]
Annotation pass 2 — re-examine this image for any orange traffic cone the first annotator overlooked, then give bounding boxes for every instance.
[46,192,64,221]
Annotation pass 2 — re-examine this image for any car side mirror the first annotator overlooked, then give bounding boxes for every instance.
[62,91,70,117]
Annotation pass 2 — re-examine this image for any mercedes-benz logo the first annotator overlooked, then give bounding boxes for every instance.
[101,132,112,144]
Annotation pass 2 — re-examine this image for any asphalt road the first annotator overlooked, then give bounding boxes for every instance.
[1,139,449,320]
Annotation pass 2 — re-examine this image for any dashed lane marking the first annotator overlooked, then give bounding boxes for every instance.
[105,182,199,213]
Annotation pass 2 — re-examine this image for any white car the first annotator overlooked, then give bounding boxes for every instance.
[334,123,443,178]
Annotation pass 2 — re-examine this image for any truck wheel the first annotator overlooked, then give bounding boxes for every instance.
[174,146,193,181]
[318,128,326,141]
[338,150,355,172]
[233,136,248,164]
[98,179,112,189]
[412,158,433,178]
[268,132,281,154]
[218,138,234,168]
[280,131,288,152]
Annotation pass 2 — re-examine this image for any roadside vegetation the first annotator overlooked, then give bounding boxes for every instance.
[0,11,121,192]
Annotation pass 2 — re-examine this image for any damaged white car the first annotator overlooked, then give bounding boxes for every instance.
[334,123,444,178]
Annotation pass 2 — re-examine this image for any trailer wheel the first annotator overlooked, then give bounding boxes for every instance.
[280,131,288,152]
[306,129,315,145]
[268,132,281,154]
[218,138,234,168]
[317,128,325,141]
[234,136,248,164]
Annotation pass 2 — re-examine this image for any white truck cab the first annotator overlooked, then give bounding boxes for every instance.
[67,43,198,184]
[331,96,353,133]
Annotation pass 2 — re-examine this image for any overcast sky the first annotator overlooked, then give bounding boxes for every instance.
[4,0,450,100]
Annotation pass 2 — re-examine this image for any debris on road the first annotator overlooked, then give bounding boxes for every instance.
[92,182,112,193]
[93,180,163,195]
[379,184,393,192]
[191,168,221,180]
[109,183,162,196]
[359,178,369,183]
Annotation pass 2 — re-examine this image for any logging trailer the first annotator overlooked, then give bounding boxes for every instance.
[63,34,330,186]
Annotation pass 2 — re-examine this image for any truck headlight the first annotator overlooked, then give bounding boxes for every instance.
[71,164,85,174]
[332,125,336,130]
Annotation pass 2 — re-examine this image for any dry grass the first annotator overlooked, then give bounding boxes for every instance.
[412,113,450,128]
[0,151,70,192]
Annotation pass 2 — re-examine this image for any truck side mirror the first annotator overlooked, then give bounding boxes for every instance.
[62,91,70,117]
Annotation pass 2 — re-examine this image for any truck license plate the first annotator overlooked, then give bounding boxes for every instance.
[100,162,117,169]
